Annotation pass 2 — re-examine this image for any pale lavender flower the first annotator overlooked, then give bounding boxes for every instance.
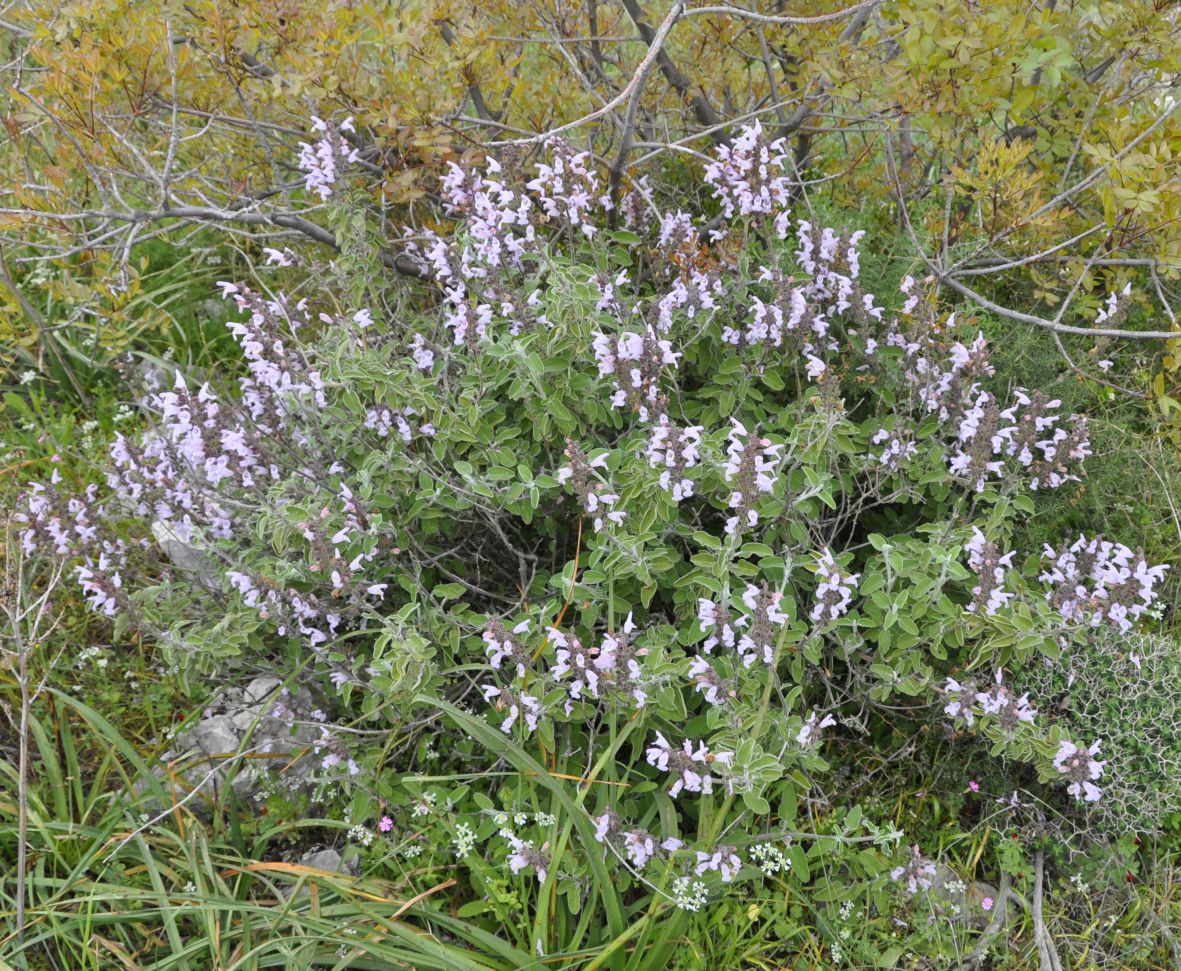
[647,418,702,501]
[688,656,731,706]
[1041,534,1167,631]
[734,584,787,667]
[703,121,791,222]
[941,677,978,727]
[964,527,1016,615]
[810,549,859,622]
[891,845,937,894]
[871,427,917,469]
[483,618,532,676]
[410,333,435,370]
[974,669,1037,731]
[506,834,550,883]
[297,115,360,200]
[695,846,743,883]
[645,732,732,798]
[482,684,542,734]
[722,420,782,535]
[796,710,837,747]
[1053,738,1105,803]
[697,598,736,652]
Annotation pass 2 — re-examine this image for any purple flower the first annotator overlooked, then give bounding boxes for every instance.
[484,618,532,677]
[1041,534,1167,631]
[964,527,1016,615]
[695,846,743,883]
[297,115,360,200]
[796,710,837,747]
[891,845,937,894]
[1053,738,1105,802]
[734,584,787,667]
[645,732,732,798]
[482,684,542,734]
[942,677,977,726]
[810,549,859,623]
[722,420,782,535]
[703,121,791,222]
[697,598,736,652]
[871,427,918,469]
[592,328,679,422]
[557,442,625,532]
[974,669,1037,731]
[506,834,550,883]
[647,418,702,501]
[688,656,731,706]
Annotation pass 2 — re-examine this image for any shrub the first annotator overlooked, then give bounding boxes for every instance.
[16,124,1171,965]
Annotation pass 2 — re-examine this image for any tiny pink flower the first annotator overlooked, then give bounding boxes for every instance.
[379,815,394,833]
[981,896,994,912]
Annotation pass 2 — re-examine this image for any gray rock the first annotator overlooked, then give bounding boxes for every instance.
[190,715,238,757]
[151,519,218,582]
[244,677,282,704]
[300,848,358,876]
[277,847,360,900]
[927,865,1015,930]
[132,680,326,820]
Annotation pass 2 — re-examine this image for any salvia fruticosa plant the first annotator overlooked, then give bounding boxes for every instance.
[17,121,1172,955]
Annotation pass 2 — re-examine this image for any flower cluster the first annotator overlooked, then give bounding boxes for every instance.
[480,612,654,735]
[891,844,937,894]
[974,669,1038,733]
[796,710,837,747]
[646,418,703,501]
[527,138,611,236]
[297,116,360,200]
[550,615,649,710]
[364,406,434,443]
[695,846,743,883]
[703,120,792,229]
[1040,534,1167,631]
[795,222,868,323]
[964,528,1016,616]
[735,584,789,667]
[697,583,787,669]
[592,808,682,870]
[748,842,791,877]
[810,550,859,623]
[18,283,407,656]
[1054,738,1105,802]
[591,328,679,421]
[483,618,533,676]
[687,656,732,706]
[722,420,782,535]
[645,732,733,798]
[871,426,918,470]
[941,676,979,727]
[505,834,551,883]
[556,440,626,532]
[941,670,1036,733]
[481,684,542,734]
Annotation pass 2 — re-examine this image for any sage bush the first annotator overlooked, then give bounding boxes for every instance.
[17,124,1171,967]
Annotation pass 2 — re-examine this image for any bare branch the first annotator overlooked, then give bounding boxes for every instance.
[684,1,877,26]
[618,0,725,141]
[884,138,1180,340]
